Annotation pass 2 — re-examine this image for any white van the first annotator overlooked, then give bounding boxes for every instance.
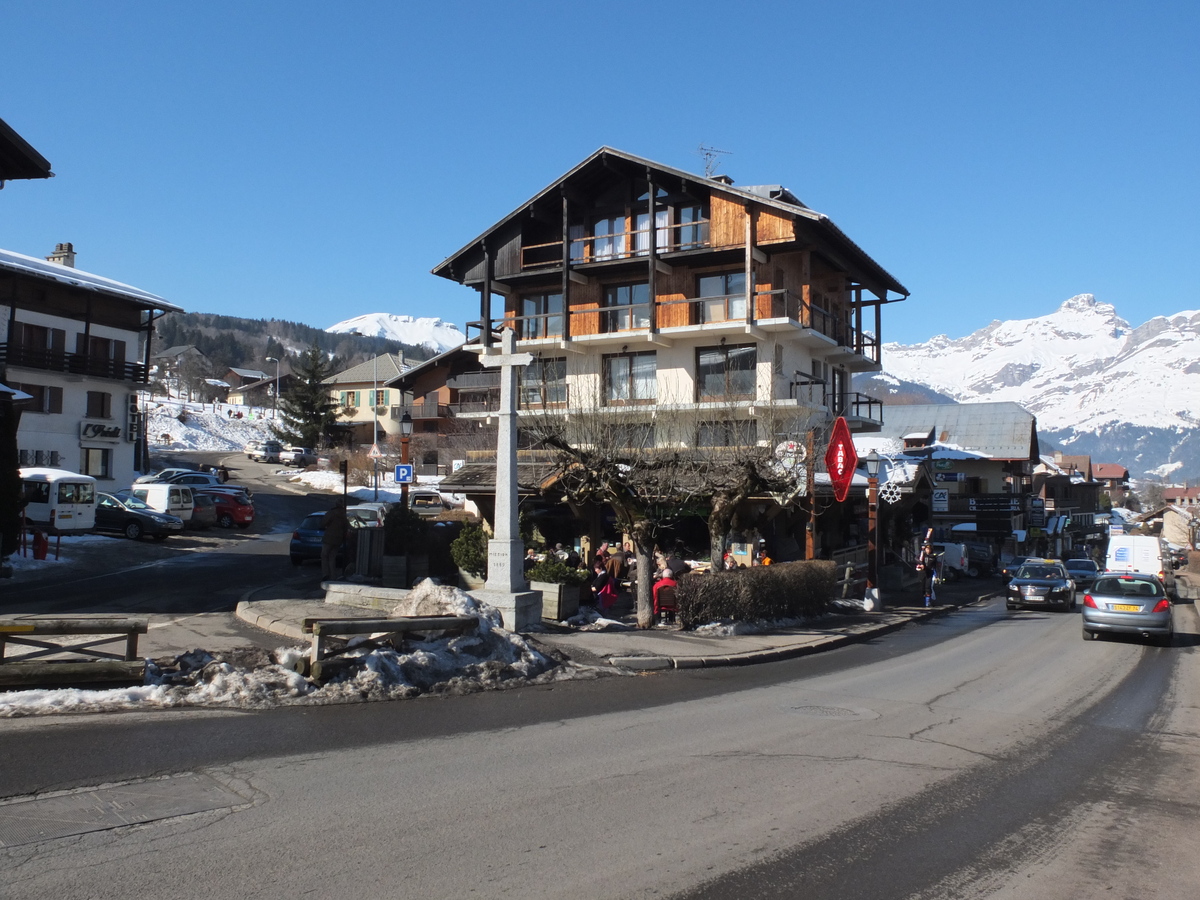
[19,468,97,533]
[128,484,195,522]
[1106,535,1176,597]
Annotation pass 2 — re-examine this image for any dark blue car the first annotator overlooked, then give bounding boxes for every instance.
[290,513,327,566]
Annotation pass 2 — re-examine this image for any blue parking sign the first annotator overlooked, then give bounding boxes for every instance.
[394,464,414,484]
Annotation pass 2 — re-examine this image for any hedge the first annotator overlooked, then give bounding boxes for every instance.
[676,560,838,629]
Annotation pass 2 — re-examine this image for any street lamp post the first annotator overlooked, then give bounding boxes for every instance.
[265,357,280,419]
[865,450,881,606]
[400,411,413,509]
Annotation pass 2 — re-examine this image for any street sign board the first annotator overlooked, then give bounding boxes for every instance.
[394,464,414,484]
[932,489,949,511]
[824,417,857,503]
[368,444,383,460]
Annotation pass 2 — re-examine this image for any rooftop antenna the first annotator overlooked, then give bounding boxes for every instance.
[697,144,732,179]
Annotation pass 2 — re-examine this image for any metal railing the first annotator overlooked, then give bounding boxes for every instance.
[520,219,712,269]
[0,343,148,382]
[827,391,883,423]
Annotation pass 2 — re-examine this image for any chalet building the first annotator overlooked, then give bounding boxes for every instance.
[228,371,297,408]
[0,245,181,484]
[430,148,908,554]
[878,403,1040,556]
[386,342,495,476]
[224,366,269,388]
[325,353,408,447]
[1034,451,1103,556]
[1164,485,1200,508]
[1093,463,1130,507]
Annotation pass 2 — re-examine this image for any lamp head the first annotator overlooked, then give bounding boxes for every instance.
[864,449,880,477]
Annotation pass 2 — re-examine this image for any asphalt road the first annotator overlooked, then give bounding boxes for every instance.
[3,588,1198,899]
[1,451,334,653]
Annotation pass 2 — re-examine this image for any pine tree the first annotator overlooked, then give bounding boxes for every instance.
[273,344,337,447]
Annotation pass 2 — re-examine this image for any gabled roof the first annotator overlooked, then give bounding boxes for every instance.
[324,353,407,386]
[384,339,483,389]
[152,344,203,359]
[228,367,269,380]
[877,403,1038,461]
[1093,463,1129,480]
[0,247,180,312]
[431,146,908,298]
[0,116,52,181]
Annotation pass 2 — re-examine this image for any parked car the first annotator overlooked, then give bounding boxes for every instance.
[126,483,195,522]
[1064,558,1101,590]
[290,512,343,567]
[1004,558,1076,612]
[135,467,203,484]
[931,542,969,580]
[198,488,255,529]
[279,447,318,467]
[1082,572,1173,645]
[244,440,263,459]
[19,468,97,534]
[347,502,389,527]
[95,491,184,541]
[188,493,219,529]
[153,471,254,497]
[409,491,450,517]
[249,440,284,463]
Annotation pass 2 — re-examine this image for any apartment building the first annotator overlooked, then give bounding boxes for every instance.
[0,245,181,484]
[432,148,908,449]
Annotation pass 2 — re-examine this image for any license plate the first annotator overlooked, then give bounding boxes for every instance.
[1112,604,1141,612]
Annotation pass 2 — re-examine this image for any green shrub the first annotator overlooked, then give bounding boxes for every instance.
[383,504,430,556]
[451,522,488,578]
[526,556,589,586]
[676,560,837,628]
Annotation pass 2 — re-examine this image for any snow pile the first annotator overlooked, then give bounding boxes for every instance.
[145,401,275,452]
[0,583,563,718]
[564,606,633,631]
[692,615,822,637]
[327,313,466,354]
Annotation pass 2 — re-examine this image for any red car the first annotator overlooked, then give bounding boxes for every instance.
[198,488,255,529]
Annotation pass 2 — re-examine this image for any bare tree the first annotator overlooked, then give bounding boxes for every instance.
[522,379,815,628]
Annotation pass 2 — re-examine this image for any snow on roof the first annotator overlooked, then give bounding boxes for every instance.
[0,247,180,311]
[228,367,269,379]
[0,381,33,401]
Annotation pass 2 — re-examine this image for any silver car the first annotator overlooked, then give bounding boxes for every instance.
[1082,573,1172,646]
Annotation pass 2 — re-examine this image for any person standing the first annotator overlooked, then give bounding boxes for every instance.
[321,501,350,581]
[917,542,939,607]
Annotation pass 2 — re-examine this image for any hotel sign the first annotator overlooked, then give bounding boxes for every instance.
[80,422,122,442]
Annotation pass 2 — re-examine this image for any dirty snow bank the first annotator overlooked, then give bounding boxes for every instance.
[0,584,580,717]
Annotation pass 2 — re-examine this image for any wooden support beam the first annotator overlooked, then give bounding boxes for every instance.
[654,259,674,275]
[561,192,572,341]
[568,270,592,286]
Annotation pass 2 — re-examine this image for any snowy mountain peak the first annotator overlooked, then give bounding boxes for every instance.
[327,313,466,354]
[873,294,1200,478]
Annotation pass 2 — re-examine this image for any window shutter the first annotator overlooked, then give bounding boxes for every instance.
[49,387,63,414]
[101,393,112,418]
[75,332,88,355]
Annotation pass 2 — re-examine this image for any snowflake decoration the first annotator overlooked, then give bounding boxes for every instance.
[879,481,902,505]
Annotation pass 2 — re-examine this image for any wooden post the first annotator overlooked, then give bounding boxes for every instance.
[806,429,817,559]
[480,241,492,348]
[561,191,571,340]
[647,168,657,333]
[744,205,754,324]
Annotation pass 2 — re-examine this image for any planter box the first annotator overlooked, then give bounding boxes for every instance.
[532,580,584,621]
[458,567,487,590]
[382,554,430,589]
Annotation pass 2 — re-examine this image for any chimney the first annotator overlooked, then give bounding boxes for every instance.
[710,174,735,185]
[46,242,75,267]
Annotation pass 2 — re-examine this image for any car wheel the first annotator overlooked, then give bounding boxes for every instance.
[218,514,234,529]
[290,554,303,567]
[967,565,980,578]
[124,521,144,541]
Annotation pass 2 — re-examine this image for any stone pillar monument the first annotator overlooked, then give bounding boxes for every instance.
[472,328,541,630]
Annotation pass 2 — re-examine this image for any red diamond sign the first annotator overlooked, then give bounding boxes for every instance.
[824,416,858,503]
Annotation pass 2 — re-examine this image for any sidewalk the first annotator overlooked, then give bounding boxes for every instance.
[235,575,1000,670]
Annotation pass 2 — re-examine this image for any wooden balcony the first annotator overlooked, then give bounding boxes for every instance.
[520,220,712,270]
[0,343,148,383]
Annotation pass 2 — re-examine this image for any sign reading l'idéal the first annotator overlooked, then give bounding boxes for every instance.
[80,422,122,442]
[824,416,857,503]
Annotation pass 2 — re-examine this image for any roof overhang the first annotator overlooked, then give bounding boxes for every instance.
[0,247,180,312]
[0,117,52,182]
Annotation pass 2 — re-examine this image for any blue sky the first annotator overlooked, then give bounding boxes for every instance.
[2,1,1196,345]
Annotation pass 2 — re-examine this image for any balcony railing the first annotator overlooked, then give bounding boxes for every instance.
[406,401,451,419]
[520,219,712,270]
[0,343,148,383]
[827,391,883,423]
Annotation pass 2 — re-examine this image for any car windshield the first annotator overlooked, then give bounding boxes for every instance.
[1093,576,1163,597]
[122,496,152,510]
[1016,565,1060,580]
[1066,560,1098,573]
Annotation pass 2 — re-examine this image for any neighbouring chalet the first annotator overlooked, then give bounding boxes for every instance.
[325,353,409,447]
[432,147,909,558]
[228,371,297,408]
[1093,463,1131,507]
[877,403,1040,557]
[0,245,182,484]
[1033,451,1104,556]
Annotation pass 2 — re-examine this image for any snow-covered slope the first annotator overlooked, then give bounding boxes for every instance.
[327,314,465,354]
[883,295,1200,432]
[878,294,1200,477]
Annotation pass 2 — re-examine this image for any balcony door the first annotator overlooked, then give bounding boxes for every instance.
[698,272,746,323]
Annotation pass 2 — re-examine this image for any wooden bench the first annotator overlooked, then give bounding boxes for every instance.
[301,615,479,682]
[0,617,149,686]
